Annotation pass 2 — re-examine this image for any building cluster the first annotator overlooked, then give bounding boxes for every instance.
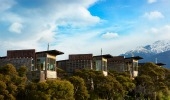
[57,54,143,78]
[2,48,164,82]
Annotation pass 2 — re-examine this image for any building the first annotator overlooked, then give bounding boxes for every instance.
[57,54,93,74]
[57,60,69,72]
[57,54,143,78]
[139,62,166,67]
[107,56,125,72]
[156,63,166,67]
[0,49,35,71]
[107,56,143,78]
[124,56,143,78]
[0,49,64,82]
[93,54,113,76]
[57,54,113,76]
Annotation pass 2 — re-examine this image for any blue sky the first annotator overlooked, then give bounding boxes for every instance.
[0,0,170,60]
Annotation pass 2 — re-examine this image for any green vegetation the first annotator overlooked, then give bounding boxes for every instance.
[0,64,27,100]
[1,62,170,99]
[25,79,74,100]
[135,62,170,100]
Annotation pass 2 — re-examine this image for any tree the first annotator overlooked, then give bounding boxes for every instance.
[135,62,170,99]
[0,64,27,100]
[69,76,89,100]
[17,66,27,77]
[25,79,74,100]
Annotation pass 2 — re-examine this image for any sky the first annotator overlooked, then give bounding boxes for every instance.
[0,0,170,60]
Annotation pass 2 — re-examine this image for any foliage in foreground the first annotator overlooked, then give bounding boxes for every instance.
[0,64,27,100]
[25,79,74,100]
[1,62,170,100]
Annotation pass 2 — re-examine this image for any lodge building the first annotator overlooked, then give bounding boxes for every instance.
[57,54,143,78]
[0,49,64,82]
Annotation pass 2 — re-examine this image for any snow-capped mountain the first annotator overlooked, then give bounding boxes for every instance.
[121,40,170,68]
[126,40,170,55]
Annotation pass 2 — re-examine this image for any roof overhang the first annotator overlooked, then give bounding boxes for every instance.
[156,63,166,66]
[94,54,113,59]
[125,56,143,60]
[36,50,64,56]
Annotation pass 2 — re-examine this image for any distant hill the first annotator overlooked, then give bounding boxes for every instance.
[121,40,170,68]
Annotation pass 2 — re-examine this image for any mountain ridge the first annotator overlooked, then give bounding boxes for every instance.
[121,40,170,68]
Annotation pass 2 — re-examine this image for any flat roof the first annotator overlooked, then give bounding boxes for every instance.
[7,49,35,51]
[125,56,143,60]
[156,63,166,66]
[36,50,64,55]
[94,54,113,59]
[69,54,93,56]
[57,59,69,62]
[108,56,124,61]
[0,56,7,59]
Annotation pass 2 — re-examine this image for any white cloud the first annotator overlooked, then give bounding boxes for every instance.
[0,0,16,12]
[144,25,170,41]
[148,25,170,34]
[147,0,157,4]
[0,12,22,23]
[1,0,169,61]
[9,22,23,34]
[143,11,164,20]
[0,0,102,54]
[102,32,119,39]
[150,27,158,34]
[55,6,100,27]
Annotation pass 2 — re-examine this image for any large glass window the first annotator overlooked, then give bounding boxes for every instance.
[47,58,56,71]
[36,58,45,71]
[102,61,107,71]
[96,60,101,71]
[133,61,138,71]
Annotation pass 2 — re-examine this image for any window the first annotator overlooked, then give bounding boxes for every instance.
[133,61,138,71]
[47,58,56,71]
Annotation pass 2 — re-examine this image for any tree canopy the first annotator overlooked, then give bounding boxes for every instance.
[1,62,170,100]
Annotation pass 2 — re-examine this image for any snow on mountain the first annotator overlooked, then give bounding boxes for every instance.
[125,40,170,55]
[122,40,170,68]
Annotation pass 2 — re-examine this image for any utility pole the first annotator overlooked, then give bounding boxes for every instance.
[155,58,157,64]
[47,43,49,51]
[101,48,103,71]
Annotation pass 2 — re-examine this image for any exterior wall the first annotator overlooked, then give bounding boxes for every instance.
[107,56,140,78]
[0,57,33,81]
[57,60,69,72]
[46,71,57,78]
[46,54,56,71]
[7,49,35,58]
[0,58,33,70]
[47,54,56,59]
[31,71,46,82]
[69,54,93,60]
[125,58,139,78]
[68,54,93,73]
[132,59,138,77]
[94,60,102,71]
[103,71,108,76]
[107,56,125,72]
[93,56,107,71]
[93,56,108,76]
[57,54,109,76]
[36,53,57,80]
[0,49,62,82]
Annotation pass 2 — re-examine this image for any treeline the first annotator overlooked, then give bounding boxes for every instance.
[0,63,170,100]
